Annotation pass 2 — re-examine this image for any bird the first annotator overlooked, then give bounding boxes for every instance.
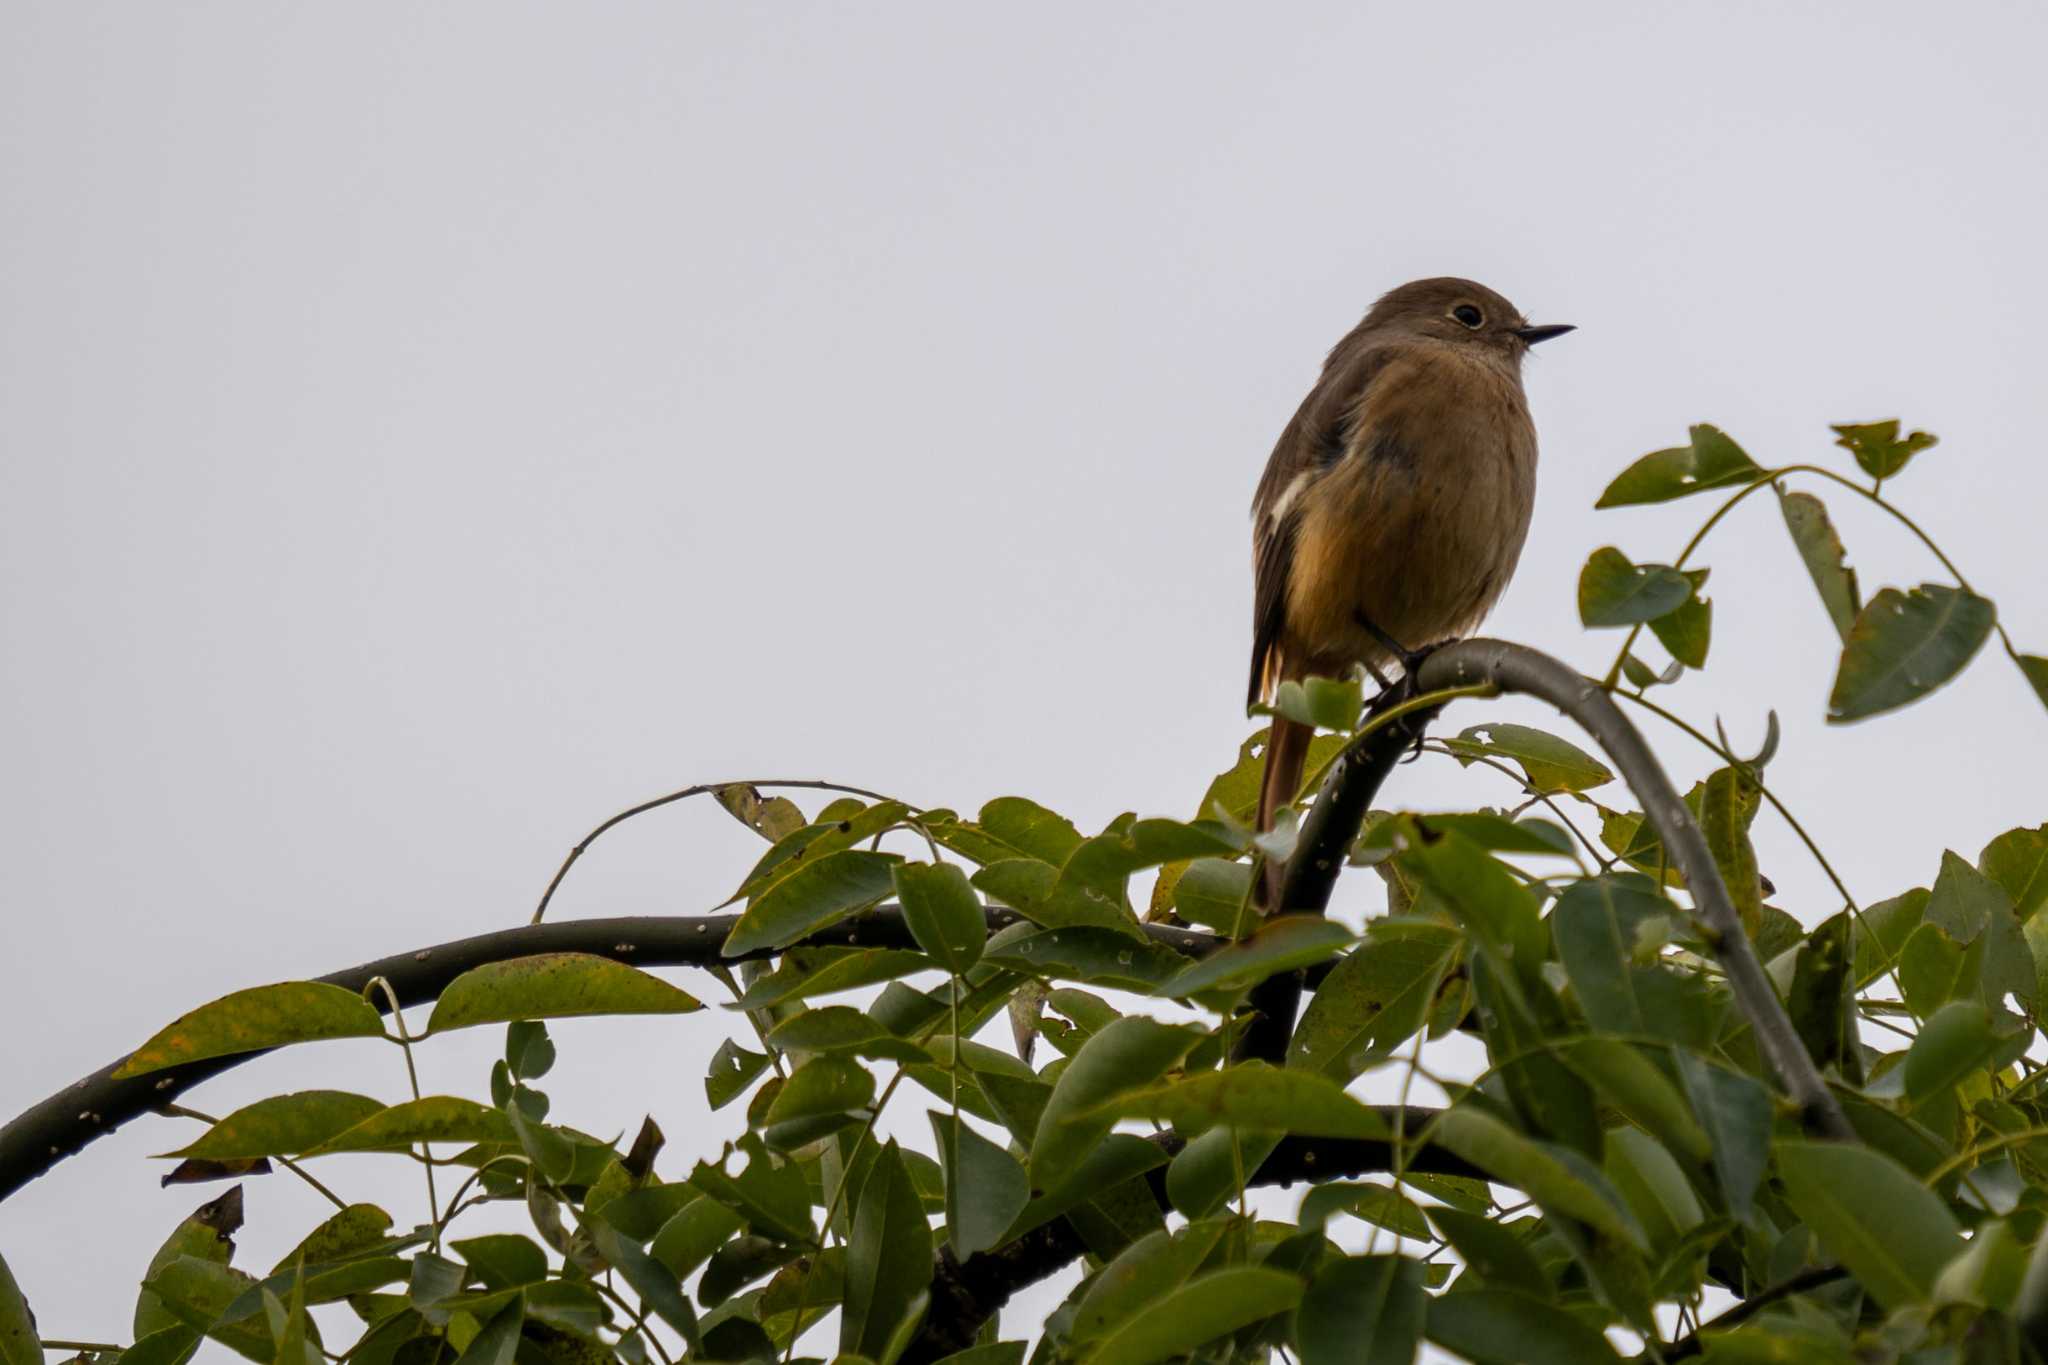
[1248,277,1572,904]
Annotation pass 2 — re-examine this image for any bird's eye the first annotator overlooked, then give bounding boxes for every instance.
[1452,304,1484,329]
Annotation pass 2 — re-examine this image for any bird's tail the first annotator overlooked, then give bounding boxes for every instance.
[1255,714,1313,911]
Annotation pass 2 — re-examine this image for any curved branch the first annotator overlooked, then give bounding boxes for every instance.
[0,907,1223,1202]
[1413,639,1853,1140]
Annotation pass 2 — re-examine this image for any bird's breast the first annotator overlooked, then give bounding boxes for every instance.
[1286,351,1537,660]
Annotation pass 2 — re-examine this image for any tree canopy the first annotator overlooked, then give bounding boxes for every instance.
[4,418,2048,1365]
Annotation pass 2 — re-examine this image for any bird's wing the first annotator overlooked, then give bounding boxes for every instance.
[1247,341,1394,707]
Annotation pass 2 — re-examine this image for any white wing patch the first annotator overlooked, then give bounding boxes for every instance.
[1263,468,1317,527]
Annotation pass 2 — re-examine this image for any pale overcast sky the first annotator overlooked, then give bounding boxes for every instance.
[4,2,2046,1356]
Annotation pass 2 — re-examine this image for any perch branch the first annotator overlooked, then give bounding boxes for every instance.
[1412,639,1852,1139]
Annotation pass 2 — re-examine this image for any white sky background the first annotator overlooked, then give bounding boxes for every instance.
[4,1,2047,1356]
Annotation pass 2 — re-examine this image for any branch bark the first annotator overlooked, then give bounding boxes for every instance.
[1411,640,1853,1140]
[0,907,1222,1202]
[1232,685,1450,1063]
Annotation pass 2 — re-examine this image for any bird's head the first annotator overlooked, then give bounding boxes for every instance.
[1364,276,1574,359]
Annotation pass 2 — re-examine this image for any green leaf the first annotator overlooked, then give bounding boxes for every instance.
[1649,588,1712,668]
[928,1114,1028,1259]
[1443,722,1614,792]
[271,1204,394,1275]
[760,1056,876,1151]
[1785,912,1856,1079]
[1028,1018,1203,1189]
[136,1189,243,1341]
[650,1197,745,1279]
[1423,1207,1549,1297]
[592,1224,699,1353]
[1163,1129,1281,1219]
[1831,418,1937,481]
[426,953,700,1033]
[1552,876,1669,1035]
[984,928,1188,992]
[114,982,385,1078]
[1555,1039,1711,1163]
[0,1251,37,1365]
[1595,424,1762,508]
[1778,490,1860,640]
[1776,1140,1963,1308]
[1297,1255,1425,1365]
[1698,766,1763,940]
[734,800,910,899]
[689,1138,816,1247]
[454,1296,523,1365]
[1926,849,2035,1008]
[892,862,988,974]
[1897,920,1980,1015]
[1298,1183,1431,1241]
[139,1256,268,1362]
[1076,1266,1302,1365]
[1432,1108,1646,1249]
[1186,728,1351,829]
[1288,922,1461,1080]
[737,947,929,1008]
[1423,1290,1623,1363]
[715,784,808,843]
[1100,1061,1389,1139]
[1272,676,1364,732]
[304,1097,515,1155]
[1578,547,1696,628]
[1007,1136,1170,1241]
[707,1040,771,1110]
[930,797,1084,866]
[2016,653,2048,715]
[165,1092,387,1160]
[725,848,903,957]
[1903,1000,2007,1105]
[1827,583,1996,723]
[1169,859,1254,932]
[1153,917,1353,997]
[1676,1055,1770,1221]
[450,1235,546,1291]
[1981,824,2048,922]
[764,1007,929,1064]
[1069,1221,1230,1347]
[841,1141,935,1361]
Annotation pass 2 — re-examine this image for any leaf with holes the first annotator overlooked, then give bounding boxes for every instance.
[1595,424,1762,508]
[1827,584,1995,723]
[1443,723,1614,793]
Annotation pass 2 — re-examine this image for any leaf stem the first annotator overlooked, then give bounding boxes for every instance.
[364,976,440,1247]
[160,1103,350,1212]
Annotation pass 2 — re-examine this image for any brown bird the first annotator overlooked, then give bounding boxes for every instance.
[1249,277,1571,900]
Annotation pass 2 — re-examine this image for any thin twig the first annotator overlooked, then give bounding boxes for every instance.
[531,778,907,923]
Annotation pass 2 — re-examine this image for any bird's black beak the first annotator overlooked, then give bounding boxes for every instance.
[1514,323,1576,346]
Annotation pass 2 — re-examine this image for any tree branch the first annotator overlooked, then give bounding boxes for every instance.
[1232,685,1450,1063]
[1412,639,1853,1140]
[0,907,1223,1202]
[903,1120,1485,1363]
